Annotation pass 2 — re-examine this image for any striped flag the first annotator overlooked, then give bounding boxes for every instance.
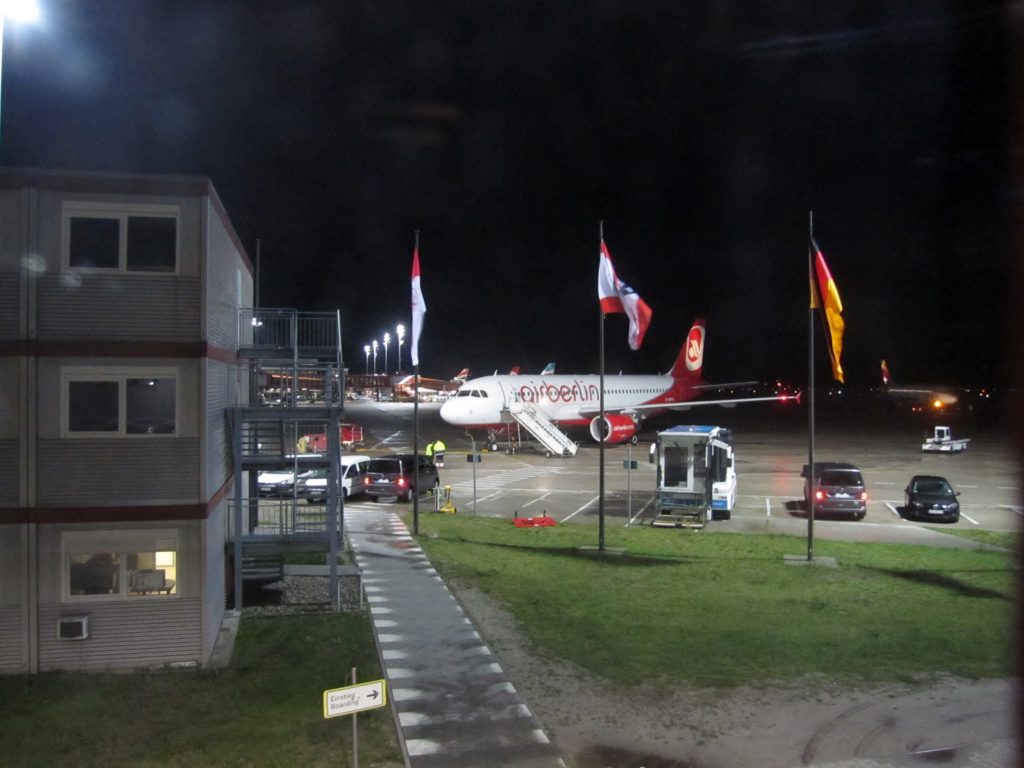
[410,246,426,367]
[598,240,652,350]
[810,237,844,382]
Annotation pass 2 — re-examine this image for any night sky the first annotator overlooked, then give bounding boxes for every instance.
[1,2,1014,388]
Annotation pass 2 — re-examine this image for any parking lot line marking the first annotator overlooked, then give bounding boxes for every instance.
[627,496,655,526]
[522,492,552,509]
[561,495,599,523]
[885,502,902,518]
[1001,505,1024,516]
[961,512,980,525]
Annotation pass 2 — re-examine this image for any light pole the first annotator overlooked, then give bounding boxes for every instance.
[0,1,40,159]
[382,332,390,375]
[363,344,371,374]
[396,324,405,372]
[372,340,378,375]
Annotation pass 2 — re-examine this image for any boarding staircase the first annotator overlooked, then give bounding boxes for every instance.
[507,401,578,456]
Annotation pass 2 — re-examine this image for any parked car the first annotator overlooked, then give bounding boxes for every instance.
[801,462,867,519]
[298,456,371,502]
[257,469,300,497]
[364,454,439,502]
[904,475,960,522]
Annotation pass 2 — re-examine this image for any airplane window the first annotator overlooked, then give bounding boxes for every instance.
[457,390,470,397]
[471,390,481,397]
[480,390,488,397]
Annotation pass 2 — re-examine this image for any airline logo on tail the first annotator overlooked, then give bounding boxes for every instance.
[685,323,705,372]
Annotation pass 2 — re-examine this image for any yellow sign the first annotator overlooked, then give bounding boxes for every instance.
[323,679,387,718]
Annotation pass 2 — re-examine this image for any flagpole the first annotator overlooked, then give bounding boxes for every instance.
[413,229,421,537]
[807,211,815,562]
[598,221,606,552]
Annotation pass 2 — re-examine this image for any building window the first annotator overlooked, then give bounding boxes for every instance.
[64,530,179,601]
[64,204,178,273]
[63,368,178,437]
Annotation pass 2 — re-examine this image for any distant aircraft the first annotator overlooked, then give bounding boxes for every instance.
[453,368,470,383]
[880,359,959,412]
[540,362,556,375]
[440,319,796,455]
[508,366,521,376]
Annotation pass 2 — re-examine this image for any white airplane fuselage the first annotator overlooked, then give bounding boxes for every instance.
[439,373,687,429]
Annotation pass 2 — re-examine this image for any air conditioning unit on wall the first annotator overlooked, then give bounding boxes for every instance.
[57,615,89,640]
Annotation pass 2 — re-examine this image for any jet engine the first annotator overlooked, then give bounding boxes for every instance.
[589,414,639,444]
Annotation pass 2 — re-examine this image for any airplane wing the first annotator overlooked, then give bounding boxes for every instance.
[579,392,798,417]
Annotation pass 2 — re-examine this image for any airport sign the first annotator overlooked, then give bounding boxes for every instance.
[323,679,387,718]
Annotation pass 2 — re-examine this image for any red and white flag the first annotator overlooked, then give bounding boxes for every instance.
[410,246,426,367]
[598,240,652,350]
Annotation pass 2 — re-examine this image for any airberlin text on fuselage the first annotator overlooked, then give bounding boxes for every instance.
[517,379,600,404]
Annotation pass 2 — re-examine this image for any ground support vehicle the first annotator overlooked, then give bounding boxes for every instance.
[921,426,969,453]
[297,423,364,453]
[650,425,735,528]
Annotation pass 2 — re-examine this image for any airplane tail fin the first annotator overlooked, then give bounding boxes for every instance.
[540,362,556,375]
[669,318,707,380]
[454,368,470,382]
[880,359,890,387]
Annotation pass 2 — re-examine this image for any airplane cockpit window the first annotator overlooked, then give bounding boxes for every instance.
[456,390,471,397]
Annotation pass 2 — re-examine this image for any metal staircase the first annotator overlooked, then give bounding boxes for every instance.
[507,401,578,456]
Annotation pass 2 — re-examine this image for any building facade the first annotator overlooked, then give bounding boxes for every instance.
[0,168,252,673]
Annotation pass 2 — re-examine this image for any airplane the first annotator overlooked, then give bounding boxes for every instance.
[453,368,470,383]
[880,359,959,412]
[540,362,556,375]
[440,318,796,455]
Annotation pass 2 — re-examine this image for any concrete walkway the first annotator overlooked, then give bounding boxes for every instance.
[345,506,567,768]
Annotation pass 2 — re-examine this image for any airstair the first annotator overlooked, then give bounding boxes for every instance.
[507,401,578,456]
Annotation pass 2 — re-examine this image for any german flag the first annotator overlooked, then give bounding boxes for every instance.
[809,237,844,383]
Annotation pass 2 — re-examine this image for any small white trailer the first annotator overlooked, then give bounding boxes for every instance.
[921,426,969,453]
[650,425,736,528]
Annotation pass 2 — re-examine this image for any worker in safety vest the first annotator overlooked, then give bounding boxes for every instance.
[424,441,434,458]
[431,438,446,467]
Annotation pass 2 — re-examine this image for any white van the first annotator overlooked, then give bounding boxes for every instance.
[298,455,371,502]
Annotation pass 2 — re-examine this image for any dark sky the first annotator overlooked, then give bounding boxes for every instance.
[2,2,1014,387]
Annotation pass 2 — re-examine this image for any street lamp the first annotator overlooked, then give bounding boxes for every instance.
[372,339,378,375]
[0,1,40,158]
[363,344,371,374]
[396,324,405,372]
[382,332,390,375]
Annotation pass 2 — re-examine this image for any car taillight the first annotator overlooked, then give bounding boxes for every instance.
[397,477,406,487]
[860,491,868,500]
[815,490,824,500]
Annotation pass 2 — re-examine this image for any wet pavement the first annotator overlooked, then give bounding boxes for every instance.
[346,505,567,768]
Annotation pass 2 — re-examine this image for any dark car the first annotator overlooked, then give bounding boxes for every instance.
[801,462,867,519]
[904,475,960,522]
[364,454,439,502]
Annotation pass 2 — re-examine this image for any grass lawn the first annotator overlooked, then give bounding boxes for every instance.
[0,613,403,768]
[409,513,1016,689]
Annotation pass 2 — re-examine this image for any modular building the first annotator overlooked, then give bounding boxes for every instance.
[0,168,253,673]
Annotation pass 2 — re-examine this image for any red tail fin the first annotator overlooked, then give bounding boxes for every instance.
[669,319,706,379]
